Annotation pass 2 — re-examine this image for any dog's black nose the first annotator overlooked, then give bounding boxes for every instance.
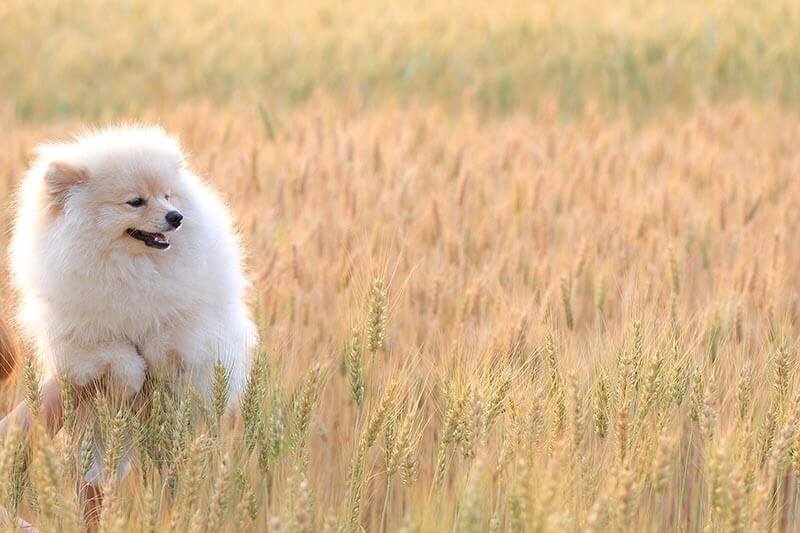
[165,210,183,228]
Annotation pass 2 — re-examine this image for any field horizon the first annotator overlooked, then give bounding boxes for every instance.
[3,0,800,120]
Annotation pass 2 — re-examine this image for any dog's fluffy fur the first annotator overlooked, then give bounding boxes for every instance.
[9,126,257,402]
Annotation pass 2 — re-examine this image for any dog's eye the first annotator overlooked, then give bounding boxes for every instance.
[126,198,146,207]
[164,194,170,200]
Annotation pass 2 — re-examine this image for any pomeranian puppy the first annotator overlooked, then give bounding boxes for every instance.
[9,126,257,404]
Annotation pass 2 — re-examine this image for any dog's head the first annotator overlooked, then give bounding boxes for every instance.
[34,126,189,253]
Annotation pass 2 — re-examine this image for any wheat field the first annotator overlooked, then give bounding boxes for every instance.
[1,1,800,532]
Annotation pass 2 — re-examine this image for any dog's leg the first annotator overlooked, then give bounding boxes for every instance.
[178,341,249,411]
[215,311,258,405]
[80,482,102,533]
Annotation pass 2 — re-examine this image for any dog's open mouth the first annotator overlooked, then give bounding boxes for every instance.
[126,228,170,250]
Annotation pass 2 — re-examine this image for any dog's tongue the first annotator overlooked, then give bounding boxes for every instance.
[152,233,167,243]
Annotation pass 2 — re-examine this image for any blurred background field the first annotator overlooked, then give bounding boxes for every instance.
[2,1,800,532]
[2,0,800,120]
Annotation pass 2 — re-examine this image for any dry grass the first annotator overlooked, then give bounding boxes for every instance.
[1,100,799,530]
[2,0,800,530]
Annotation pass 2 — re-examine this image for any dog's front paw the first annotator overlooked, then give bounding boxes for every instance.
[108,352,147,398]
[67,358,105,389]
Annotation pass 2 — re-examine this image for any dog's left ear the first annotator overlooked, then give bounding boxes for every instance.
[43,161,87,206]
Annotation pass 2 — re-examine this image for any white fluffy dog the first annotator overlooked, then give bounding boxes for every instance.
[9,126,257,404]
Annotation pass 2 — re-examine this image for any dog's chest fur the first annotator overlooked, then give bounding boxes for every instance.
[48,242,208,342]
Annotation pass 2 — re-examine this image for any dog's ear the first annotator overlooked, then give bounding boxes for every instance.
[43,161,87,206]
